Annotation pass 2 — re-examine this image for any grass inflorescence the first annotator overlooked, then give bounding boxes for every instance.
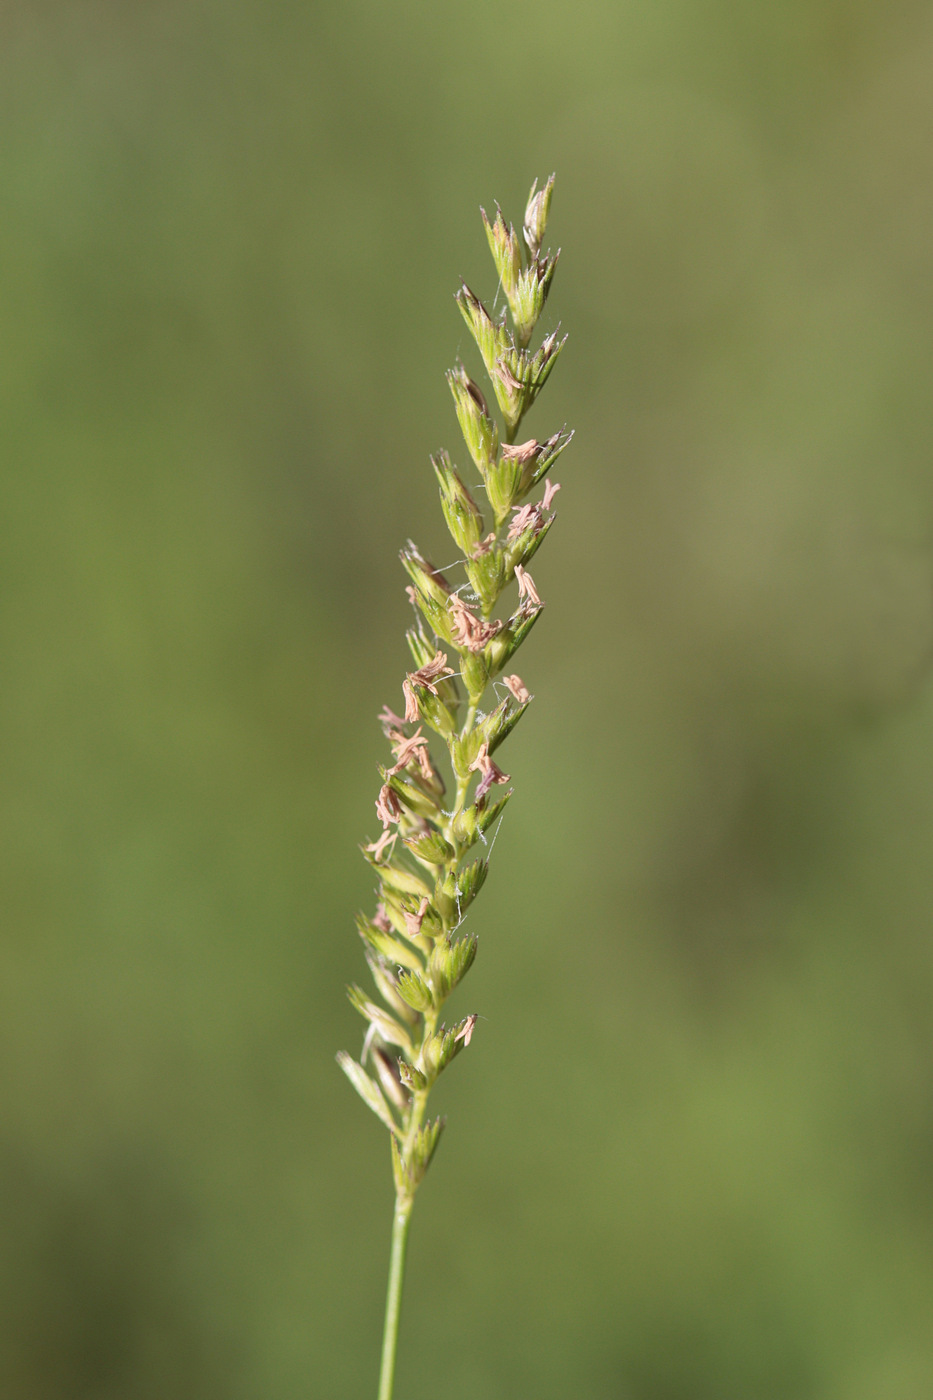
[338,175,571,1400]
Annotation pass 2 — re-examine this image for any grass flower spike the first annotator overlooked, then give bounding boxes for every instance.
[338,175,572,1400]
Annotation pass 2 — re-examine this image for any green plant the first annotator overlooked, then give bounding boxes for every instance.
[338,175,571,1400]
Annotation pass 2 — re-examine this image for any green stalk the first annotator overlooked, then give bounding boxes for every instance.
[379,1080,431,1400]
[377,1200,413,1400]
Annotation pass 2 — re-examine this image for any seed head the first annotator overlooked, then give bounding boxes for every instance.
[343,178,571,1229]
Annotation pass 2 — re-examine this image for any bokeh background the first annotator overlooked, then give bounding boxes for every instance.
[5,2,933,1397]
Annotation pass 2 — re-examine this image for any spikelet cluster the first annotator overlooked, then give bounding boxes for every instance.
[338,177,572,1206]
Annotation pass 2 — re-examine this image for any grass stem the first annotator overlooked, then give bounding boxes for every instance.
[377,1200,413,1400]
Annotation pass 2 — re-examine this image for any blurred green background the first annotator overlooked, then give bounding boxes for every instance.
[4,1,933,1397]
